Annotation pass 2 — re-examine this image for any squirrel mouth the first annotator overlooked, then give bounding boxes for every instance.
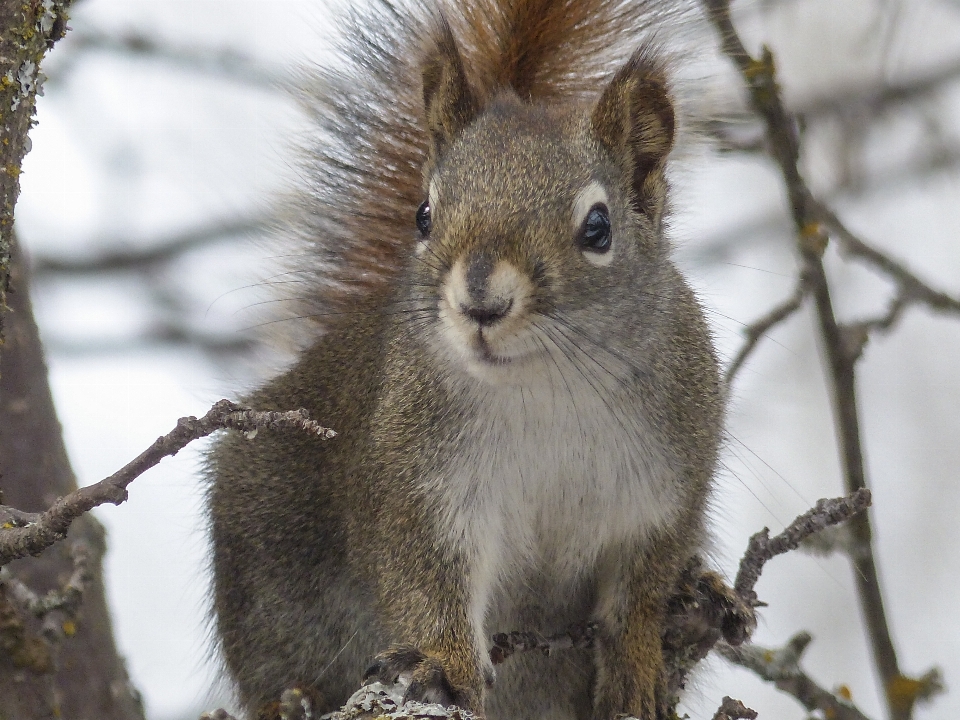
[473,333,513,366]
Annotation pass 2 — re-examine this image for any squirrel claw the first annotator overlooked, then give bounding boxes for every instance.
[363,645,426,685]
[364,645,474,710]
[363,645,428,685]
[403,656,458,707]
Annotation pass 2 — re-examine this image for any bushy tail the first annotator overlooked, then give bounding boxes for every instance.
[284,0,692,328]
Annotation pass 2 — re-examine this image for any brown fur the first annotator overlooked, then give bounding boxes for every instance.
[210,2,721,719]
[284,0,692,328]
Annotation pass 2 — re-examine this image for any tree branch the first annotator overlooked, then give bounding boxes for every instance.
[688,143,960,268]
[489,623,598,665]
[51,29,287,90]
[798,56,960,125]
[813,201,960,318]
[0,401,336,566]
[734,489,871,597]
[724,273,808,385]
[719,632,874,720]
[30,217,271,277]
[700,3,941,717]
[702,53,960,154]
[40,323,258,358]
[0,539,91,642]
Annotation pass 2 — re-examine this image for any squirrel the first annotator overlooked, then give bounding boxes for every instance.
[207,1,724,719]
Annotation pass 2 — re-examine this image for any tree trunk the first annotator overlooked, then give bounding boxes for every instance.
[0,237,145,720]
[1,0,73,347]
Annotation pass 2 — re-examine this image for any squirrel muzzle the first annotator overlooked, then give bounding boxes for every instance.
[439,251,536,374]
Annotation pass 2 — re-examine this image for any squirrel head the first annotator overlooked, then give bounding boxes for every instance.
[413,26,677,386]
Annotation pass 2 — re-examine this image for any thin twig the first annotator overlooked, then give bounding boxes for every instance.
[840,294,911,363]
[719,633,873,720]
[702,54,960,153]
[798,55,960,125]
[198,491,872,720]
[814,201,960,317]
[489,623,598,665]
[30,217,271,277]
[487,492,870,712]
[734,488,872,598]
[52,30,288,90]
[41,323,258,358]
[724,274,808,385]
[0,400,335,566]
[688,144,960,268]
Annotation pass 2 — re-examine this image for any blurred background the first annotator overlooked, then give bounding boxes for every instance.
[14,0,960,718]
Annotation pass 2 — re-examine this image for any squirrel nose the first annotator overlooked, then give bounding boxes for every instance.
[461,299,513,327]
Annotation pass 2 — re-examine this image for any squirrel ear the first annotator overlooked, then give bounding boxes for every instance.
[422,18,478,161]
[591,48,675,214]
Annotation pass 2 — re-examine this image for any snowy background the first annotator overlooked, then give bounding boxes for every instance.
[15,0,960,718]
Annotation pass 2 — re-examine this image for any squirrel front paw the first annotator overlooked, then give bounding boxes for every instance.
[363,645,480,711]
[695,570,756,646]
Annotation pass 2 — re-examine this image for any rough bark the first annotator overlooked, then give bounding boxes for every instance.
[0,0,72,349]
[0,238,145,720]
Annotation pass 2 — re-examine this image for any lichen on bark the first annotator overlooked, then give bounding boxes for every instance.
[0,0,71,352]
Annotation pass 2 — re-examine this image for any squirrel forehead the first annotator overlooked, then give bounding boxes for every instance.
[430,99,603,214]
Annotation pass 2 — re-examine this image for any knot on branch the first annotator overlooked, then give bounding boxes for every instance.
[887,667,945,716]
[711,696,758,720]
[799,221,828,256]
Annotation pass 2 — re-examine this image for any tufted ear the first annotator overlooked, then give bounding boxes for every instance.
[591,48,675,216]
[422,18,479,163]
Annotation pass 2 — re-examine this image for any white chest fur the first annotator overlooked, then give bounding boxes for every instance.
[434,357,683,661]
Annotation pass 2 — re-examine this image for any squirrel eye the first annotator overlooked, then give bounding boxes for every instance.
[578,203,611,253]
[416,201,432,237]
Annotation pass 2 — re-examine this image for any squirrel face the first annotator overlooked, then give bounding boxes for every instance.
[408,31,677,386]
[412,95,667,386]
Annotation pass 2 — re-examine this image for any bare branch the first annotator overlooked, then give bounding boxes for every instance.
[799,522,863,559]
[734,488,872,598]
[724,274,808,385]
[700,2,930,716]
[30,217,271,277]
[839,294,912,363]
[199,711,239,720]
[489,623,598,665]
[198,491,873,720]
[701,52,960,157]
[299,680,477,720]
[719,633,874,720]
[813,201,960,318]
[688,144,960,269]
[798,56,960,125]
[52,29,288,90]
[657,490,869,706]
[0,401,335,566]
[40,324,258,358]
